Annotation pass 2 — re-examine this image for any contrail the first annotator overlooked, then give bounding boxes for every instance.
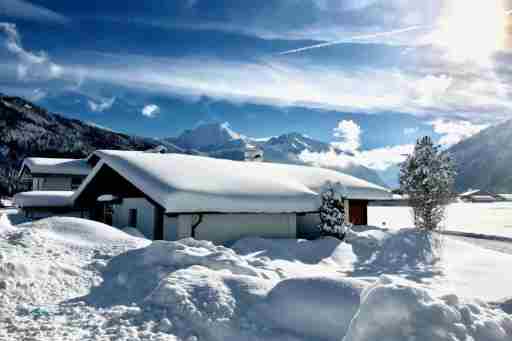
[277,25,425,55]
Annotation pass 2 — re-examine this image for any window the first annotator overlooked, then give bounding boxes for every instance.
[128,209,137,227]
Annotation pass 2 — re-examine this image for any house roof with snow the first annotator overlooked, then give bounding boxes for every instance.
[20,158,91,176]
[72,150,391,214]
[14,191,74,208]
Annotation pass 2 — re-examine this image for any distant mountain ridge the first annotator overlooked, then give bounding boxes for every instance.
[165,122,388,187]
[448,119,512,193]
[0,94,387,194]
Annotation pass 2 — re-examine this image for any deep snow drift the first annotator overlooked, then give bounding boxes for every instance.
[1,217,511,341]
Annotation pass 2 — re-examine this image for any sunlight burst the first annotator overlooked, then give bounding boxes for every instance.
[432,0,508,64]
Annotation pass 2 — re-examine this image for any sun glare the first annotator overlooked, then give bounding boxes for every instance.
[433,0,508,64]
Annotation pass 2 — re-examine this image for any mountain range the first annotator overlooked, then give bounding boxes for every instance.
[165,123,387,187]
[0,94,387,194]
[2,93,510,194]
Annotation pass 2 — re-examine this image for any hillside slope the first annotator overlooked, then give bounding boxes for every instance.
[0,94,184,193]
[448,119,512,193]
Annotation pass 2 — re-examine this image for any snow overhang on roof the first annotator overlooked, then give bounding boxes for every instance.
[73,150,392,214]
[20,158,91,176]
[14,191,74,208]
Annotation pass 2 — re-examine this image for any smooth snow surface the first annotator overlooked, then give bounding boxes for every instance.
[73,150,391,213]
[14,191,74,208]
[370,202,512,238]
[1,217,512,341]
[20,157,90,176]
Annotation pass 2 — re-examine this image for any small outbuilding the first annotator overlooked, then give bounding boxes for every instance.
[14,191,89,219]
[18,158,90,191]
[72,150,391,242]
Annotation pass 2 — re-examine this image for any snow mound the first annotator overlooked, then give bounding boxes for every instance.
[86,238,270,307]
[347,228,441,270]
[232,236,355,265]
[344,276,512,341]
[23,217,149,247]
[146,266,274,339]
[255,277,367,340]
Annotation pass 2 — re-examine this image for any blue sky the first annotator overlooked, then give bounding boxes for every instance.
[0,0,511,170]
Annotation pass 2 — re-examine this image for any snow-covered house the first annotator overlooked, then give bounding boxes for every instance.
[18,157,90,191]
[72,150,391,242]
[15,157,91,218]
[13,191,90,219]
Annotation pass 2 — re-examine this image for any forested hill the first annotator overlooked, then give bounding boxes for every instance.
[0,94,178,194]
[448,118,512,193]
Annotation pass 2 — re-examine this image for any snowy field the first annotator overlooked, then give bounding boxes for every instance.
[370,202,512,238]
[1,216,512,341]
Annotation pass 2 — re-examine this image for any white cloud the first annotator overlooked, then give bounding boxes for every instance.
[430,119,489,147]
[300,119,414,172]
[299,143,414,172]
[355,144,415,170]
[0,22,63,80]
[52,52,512,120]
[0,0,68,23]
[3,25,512,121]
[87,97,116,112]
[332,120,361,153]
[141,104,160,117]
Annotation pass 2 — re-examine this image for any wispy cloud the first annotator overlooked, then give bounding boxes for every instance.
[0,0,68,23]
[0,22,63,80]
[278,26,426,55]
[141,104,160,117]
[87,97,116,112]
[2,23,512,121]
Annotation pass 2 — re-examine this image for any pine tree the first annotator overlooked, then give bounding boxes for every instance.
[399,136,457,231]
[318,183,351,239]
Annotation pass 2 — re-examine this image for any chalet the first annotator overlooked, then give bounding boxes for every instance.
[15,150,392,243]
[18,158,90,191]
[71,150,391,242]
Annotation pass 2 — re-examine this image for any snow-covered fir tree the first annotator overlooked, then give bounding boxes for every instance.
[318,182,351,239]
[399,136,457,231]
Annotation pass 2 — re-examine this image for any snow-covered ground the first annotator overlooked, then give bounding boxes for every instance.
[370,202,512,238]
[1,216,511,341]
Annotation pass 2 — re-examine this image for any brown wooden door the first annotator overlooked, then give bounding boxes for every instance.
[349,200,368,225]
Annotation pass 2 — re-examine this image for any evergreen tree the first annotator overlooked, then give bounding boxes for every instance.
[399,136,457,231]
[318,183,351,239]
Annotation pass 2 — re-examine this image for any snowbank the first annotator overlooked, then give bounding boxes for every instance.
[2,218,512,341]
[255,277,367,340]
[23,217,150,247]
[344,276,512,341]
